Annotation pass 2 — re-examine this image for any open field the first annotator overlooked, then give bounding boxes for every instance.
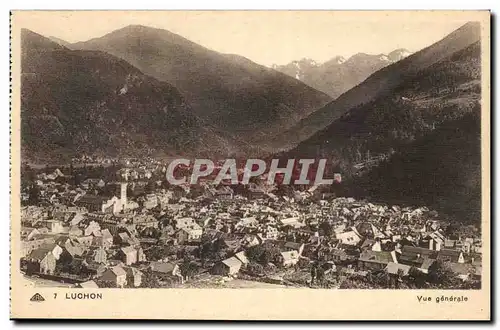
[183,279,288,289]
[23,275,74,288]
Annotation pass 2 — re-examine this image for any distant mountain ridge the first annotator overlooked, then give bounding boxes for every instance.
[388,48,413,62]
[271,49,412,99]
[282,22,482,224]
[21,29,228,162]
[275,22,481,150]
[71,24,332,144]
[48,36,72,48]
[290,39,481,169]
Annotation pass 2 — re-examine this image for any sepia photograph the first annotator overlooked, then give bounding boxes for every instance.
[9,10,491,320]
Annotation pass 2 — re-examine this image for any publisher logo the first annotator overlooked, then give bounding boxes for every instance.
[30,293,45,302]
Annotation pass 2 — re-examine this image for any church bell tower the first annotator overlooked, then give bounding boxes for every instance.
[120,182,128,211]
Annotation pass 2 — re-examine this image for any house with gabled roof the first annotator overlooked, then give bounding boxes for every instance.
[75,235,94,247]
[91,234,112,249]
[77,280,99,289]
[101,228,113,244]
[149,261,183,282]
[234,251,249,265]
[119,246,138,265]
[70,213,85,226]
[39,243,63,260]
[444,239,456,250]
[68,226,83,238]
[123,266,143,287]
[75,194,121,214]
[385,262,412,277]
[58,242,86,267]
[358,250,397,271]
[176,223,203,245]
[21,234,56,258]
[437,249,465,264]
[399,246,437,260]
[336,230,362,246]
[173,217,195,230]
[412,258,434,274]
[212,256,242,276]
[280,250,300,267]
[279,217,305,229]
[84,247,107,264]
[25,247,57,275]
[419,231,445,251]
[99,266,127,288]
[241,233,262,248]
[84,221,101,237]
[116,232,131,245]
[64,242,87,258]
[82,260,106,277]
[236,217,258,230]
[22,227,40,241]
[283,241,305,257]
[398,246,438,274]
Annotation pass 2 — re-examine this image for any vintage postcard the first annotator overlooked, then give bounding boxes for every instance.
[10,10,490,320]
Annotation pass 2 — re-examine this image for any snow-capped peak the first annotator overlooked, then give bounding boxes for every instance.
[333,56,346,64]
[388,48,412,62]
[285,58,320,81]
[379,54,390,62]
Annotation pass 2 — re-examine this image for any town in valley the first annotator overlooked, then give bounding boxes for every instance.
[20,156,482,290]
[18,15,484,291]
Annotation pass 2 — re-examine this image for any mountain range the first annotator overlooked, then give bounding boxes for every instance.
[275,22,481,150]
[22,26,333,160]
[272,49,412,99]
[70,25,332,143]
[21,29,220,161]
[283,22,482,224]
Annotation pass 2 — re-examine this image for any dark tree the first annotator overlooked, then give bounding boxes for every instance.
[247,262,264,275]
[28,184,40,205]
[180,260,199,280]
[246,242,281,265]
[319,221,333,237]
[145,180,156,194]
[140,270,161,288]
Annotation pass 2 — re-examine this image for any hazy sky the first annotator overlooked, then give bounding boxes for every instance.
[15,11,471,66]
